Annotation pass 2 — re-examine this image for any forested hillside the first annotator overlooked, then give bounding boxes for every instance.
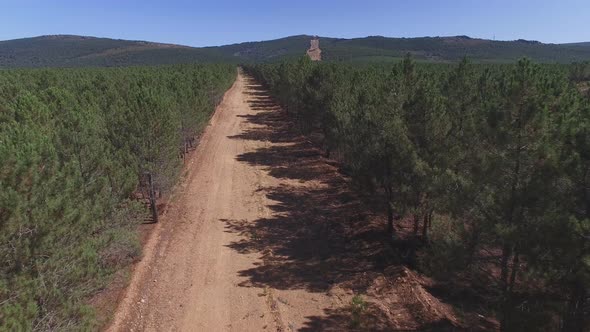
[2,34,590,68]
[244,58,590,330]
[320,35,590,63]
[0,64,235,330]
[0,35,233,68]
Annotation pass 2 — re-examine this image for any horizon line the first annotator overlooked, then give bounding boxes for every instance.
[1,33,589,48]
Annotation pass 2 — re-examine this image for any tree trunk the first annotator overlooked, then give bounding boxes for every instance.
[387,201,394,237]
[147,172,158,223]
[508,248,520,293]
[562,282,587,332]
[384,163,395,238]
[500,119,523,331]
[500,244,513,331]
[413,214,419,236]
[421,213,429,239]
[500,244,512,292]
[465,226,481,267]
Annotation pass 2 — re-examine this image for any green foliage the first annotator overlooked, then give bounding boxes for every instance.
[0,64,235,330]
[350,295,368,329]
[418,215,471,280]
[569,61,590,82]
[245,57,589,330]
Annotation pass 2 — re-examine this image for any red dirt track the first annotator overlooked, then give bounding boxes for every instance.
[107,70,467,332]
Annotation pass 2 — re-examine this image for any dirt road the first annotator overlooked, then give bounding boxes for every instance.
[107,68,491,332]
[108,71,347,332]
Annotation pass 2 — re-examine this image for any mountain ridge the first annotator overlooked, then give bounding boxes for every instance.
[1,34,589,68]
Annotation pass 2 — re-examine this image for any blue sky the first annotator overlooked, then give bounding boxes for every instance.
[1,0,588,46]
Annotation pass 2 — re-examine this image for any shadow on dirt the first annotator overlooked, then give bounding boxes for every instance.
[299,304,393,332]
[220,77,473,331]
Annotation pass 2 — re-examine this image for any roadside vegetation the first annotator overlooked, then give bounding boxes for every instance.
[0,64,234,330]
[244,57,589,331]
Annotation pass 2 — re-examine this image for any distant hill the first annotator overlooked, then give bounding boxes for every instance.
[1,34,590,68]
[318,35,590,63]
[0,35,231,67]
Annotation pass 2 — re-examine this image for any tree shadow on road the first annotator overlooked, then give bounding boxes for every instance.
[224,79,393,291]
[220,77,470,331]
